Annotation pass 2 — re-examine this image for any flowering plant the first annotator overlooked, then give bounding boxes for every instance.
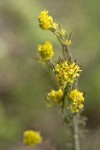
[23,10,86,150]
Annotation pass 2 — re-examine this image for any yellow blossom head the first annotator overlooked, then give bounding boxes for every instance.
[23,130,42,146]
[47,89,63,105]
[60,29,66,36]
[37,41,54,62]
[66,39,71,46]
[53,60,81,88]
[38,10,57,30]
[68,89,84,113]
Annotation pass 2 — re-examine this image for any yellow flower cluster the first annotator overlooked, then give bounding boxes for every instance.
[37,41,54,62]
[37,10,85,114]
[23,130,42,146]
[68,89,84,113]
[38,10,57,30]
[47,89,63,104]
[53,60,81,88]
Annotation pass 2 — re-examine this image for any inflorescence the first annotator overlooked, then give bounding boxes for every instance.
[37,41,54,62]
[37,10,85,114]
[53,60,81,88]
[23,10,85,147]
[47,88,64,106]
[23,130,42,146]
[38,10,57,30]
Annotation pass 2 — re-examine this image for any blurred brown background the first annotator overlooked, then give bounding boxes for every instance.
[0,0,100,149]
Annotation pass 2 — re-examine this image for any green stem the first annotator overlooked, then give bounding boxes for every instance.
[62,44,81,150]
[51,29,81,150]
[62,44,73,61]
[72,114,80,150]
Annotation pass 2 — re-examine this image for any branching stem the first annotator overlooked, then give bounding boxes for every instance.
[54,32,81,150]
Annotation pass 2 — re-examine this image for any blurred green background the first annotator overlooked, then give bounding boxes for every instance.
[0,0,100,149]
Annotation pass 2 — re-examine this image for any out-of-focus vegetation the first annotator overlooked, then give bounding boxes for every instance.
[0,0,100,149]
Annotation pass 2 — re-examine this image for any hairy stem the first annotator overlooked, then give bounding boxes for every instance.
[63,43,81,150]
[66,44,80,150]
[63,44,73,61]
[52,30,81,150]
[72,114,80,150]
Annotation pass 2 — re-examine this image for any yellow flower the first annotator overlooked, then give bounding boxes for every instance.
[53,60,81,88]
[66,39,71,46]
[68,89,84,113]
[47,89,63,104]
[60,29,66,36]
[37,41,54,62]
[23,130,42,146]
[38,10,57,30]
